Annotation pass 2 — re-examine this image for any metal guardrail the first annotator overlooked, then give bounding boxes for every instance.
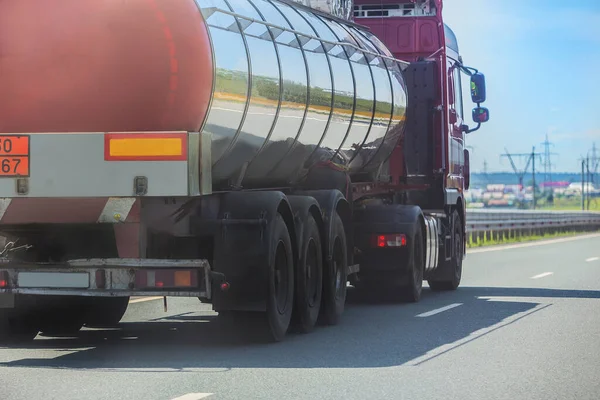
[466,209,600,233]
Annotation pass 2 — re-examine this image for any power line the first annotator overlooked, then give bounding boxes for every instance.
[500,147,543,209]
[540,134,558,189]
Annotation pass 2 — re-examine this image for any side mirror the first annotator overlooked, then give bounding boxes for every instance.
[472,107,489,124]
[464,149,470,190]
[470,72,486,103]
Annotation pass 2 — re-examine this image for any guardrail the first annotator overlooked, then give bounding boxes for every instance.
[466,209,600,237]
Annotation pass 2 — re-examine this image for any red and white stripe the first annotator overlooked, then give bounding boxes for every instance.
[0,197,140,224]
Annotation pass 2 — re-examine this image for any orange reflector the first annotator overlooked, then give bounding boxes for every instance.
[104,132,187,161]
[174,271,192,287]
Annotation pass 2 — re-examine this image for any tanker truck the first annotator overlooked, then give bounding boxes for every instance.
[0,0,489,342]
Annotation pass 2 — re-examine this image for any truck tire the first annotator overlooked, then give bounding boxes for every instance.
[217,213,294,343]
[0,311,38,343]
[399,222,424,302]
[84,297,130,328]
[293,214,323,333]
[428,210,463,291]
[319,212,347,326]
[38,297,86,336]
[38,309,85,336]
[264,214,294,341]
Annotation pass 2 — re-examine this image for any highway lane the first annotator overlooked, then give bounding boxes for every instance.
[1,234,600,400]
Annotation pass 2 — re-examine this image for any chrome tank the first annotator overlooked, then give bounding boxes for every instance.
[196,0,407,188]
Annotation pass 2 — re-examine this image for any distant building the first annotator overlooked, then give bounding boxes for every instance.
[540,181,570,189]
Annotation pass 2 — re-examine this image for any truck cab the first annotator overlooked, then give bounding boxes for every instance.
[351,0,489,291]
[353,0,488,192]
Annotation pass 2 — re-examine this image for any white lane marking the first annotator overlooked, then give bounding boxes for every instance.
[468,232,600,254]
[129,296,163,304]
[404,303,551,366]
[531,272,553,279]
[170,393,213,400]
[586,257,599,262]
[416,303,463,317]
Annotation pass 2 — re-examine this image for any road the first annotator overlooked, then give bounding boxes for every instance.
[2,234,600,400]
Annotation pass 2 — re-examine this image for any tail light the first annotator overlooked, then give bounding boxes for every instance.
[372,234,407,248]
[0,271,9,288]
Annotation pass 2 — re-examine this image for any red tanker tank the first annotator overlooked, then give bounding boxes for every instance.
[0,0,214,133]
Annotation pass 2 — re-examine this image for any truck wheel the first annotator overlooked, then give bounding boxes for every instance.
[264,214,294,341]
[0,311,38,343]
[319,212,347,326]
[399,222,424,302]
[84,297,130,328]
[217,214,294,343]
[38,312,85,336]
[293,214,323,333]
[38,299,86,336]
[428,210,463,291]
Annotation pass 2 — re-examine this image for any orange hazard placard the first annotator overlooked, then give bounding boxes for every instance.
[0,136,30,177]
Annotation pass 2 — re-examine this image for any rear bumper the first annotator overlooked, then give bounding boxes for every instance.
[0,258,216,298]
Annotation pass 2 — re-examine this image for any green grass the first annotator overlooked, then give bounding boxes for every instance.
[537,197,600,211]
[467,229,583,248]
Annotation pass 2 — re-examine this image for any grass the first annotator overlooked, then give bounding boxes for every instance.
[467,229,583,248]
[537,197,600,211]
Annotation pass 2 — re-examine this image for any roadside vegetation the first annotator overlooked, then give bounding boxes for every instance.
[467,229,583,248]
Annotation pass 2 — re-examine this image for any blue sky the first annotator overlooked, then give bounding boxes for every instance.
[443,0,600,172]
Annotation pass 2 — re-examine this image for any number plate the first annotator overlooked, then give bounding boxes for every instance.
[0,135,30,177]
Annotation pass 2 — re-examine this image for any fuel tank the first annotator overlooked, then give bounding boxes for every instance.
[0,0,407,189]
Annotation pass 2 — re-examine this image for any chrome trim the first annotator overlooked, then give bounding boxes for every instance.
[246,2,312,183]
[209,0,255,175]
[188,132,201,196]
[423,215,439,272]
[200,132,213,195]
[196,1,408,188]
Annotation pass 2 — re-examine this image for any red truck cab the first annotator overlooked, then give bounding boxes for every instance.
[354,0,488,191]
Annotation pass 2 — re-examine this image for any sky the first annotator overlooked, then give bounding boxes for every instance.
[443,0,600,173]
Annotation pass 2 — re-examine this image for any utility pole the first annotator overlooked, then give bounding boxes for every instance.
[587,143,600,185]
[540,134,558,192]
[483,159,489,184]
[500,147,543,209]
[532,146,537,209]
[582,158,586,210]
[587,156,592,210]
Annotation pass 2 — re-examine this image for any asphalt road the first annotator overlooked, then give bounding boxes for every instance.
[2,234,600,400]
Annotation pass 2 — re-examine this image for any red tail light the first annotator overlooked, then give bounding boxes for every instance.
[0,271,8,288]
[372,234,407,248]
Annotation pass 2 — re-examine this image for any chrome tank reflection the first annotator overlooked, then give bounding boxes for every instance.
[196,0,407,189]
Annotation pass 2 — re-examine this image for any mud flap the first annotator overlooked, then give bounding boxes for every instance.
[209,191,294,313]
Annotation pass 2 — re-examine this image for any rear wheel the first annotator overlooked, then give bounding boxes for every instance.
[0,311,38,343]
[319,212,347,326]
[217,214,294,343]
[292,214,323,333]
[84,297,130,327]
[38,297,86,336]
[428,210,463,291]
